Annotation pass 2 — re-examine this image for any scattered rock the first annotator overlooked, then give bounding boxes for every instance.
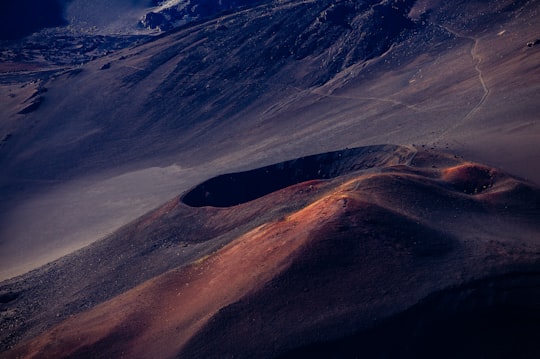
[527,38,540,47]
[17,96,43,114]
[140,11,172,32]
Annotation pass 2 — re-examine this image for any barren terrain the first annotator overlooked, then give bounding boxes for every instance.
[1,0,539,279]
[2,145,540,358]
[0,0,539,357]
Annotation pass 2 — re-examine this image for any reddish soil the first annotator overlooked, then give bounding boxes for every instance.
[4,146,540,358]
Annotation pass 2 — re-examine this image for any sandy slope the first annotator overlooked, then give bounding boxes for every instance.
[3,145,540,358]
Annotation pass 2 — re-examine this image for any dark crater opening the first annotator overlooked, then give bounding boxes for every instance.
[281,272,540,359]
[181,145,408,207]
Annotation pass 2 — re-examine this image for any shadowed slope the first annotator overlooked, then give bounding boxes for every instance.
[280,273,540,359]
[4,146,540,358]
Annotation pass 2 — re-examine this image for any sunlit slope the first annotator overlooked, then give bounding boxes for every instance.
[4,145,540,358]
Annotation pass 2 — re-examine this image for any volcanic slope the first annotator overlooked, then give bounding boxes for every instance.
[1,0,539,280]
[2,145,540,358]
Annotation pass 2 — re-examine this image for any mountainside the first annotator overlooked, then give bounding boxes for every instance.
[1,0,538,280]
[0,1,540,357]
[2,145,540,357]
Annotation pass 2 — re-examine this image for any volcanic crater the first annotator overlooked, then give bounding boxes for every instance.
[0,1,539,357]
[181,144,414,207]
[2,145,540,358]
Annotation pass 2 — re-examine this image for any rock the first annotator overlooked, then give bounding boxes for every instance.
[527,38,540,47]
[140,0,267,31]
[140,11,172,31]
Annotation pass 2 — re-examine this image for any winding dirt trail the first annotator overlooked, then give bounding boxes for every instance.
[435,24,490,139]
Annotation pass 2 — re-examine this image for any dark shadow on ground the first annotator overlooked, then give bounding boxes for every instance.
[280,273,540,359]
[0,0,70,40]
